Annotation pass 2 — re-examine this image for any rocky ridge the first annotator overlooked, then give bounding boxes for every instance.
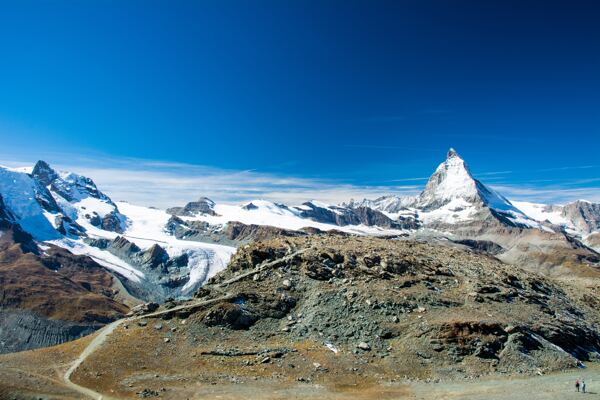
[188,236,600,378]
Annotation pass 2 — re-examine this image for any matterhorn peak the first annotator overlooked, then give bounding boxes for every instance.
[447,147,459,159]
[417,148,515,215]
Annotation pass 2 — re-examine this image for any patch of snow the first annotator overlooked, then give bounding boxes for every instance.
[49,238,145,283]
[325,342,339,354]
[512,201,571,228]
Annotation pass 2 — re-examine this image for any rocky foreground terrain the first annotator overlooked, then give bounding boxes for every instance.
[1,236,599,399]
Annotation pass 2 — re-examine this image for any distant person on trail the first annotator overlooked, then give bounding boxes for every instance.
[576,379,580,392]
[582,380,586,393]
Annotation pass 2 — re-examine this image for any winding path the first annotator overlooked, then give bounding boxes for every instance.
[63,320,124,399]
[61,250,305,399]
[61,295,235,399]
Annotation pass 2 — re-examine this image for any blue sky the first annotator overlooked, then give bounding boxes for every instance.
[0,1,599,206]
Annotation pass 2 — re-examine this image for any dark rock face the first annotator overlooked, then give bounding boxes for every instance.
[141,244,169,269]
[86,236,175,273]
[27,161,62,213]
[454,239,505,255]
[167,197,217,217]
[165,217,307,246]
[561,200,600,234]
[295,202,416,229]
[32,160,111,203]
[0,310,100,354]
[32,181,62,214]
[111,236,141,253]
[30,160,126,236]
[84,236,196,302]
[0,194,14,224]
[352,206,419,229]
[101,211,124,233]
[1,221,39,255]
[241,202,259,210]
[54,214,86,237]
[202,302,257,330]
[225,222,306,242]
[31,160,59,187]
[201,293,296,330]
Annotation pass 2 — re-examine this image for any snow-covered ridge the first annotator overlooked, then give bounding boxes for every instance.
[0,162,236,301]
[1,149,599,302]
[178,199,406,235]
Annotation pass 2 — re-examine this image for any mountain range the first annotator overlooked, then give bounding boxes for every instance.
[1,148,599,353]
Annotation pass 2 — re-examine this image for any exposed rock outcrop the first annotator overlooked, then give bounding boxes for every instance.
[193,236,600,378]
[167,197,218,217]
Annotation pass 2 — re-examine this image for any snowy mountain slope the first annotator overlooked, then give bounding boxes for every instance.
[512,201,573,229]
[47,200,236,300]
[169,198,409,236]
[415,148,539,228]
[344,195,418,217]
[513,200,600,238]
[0,166,61,241]
[32,161,126,234]
[0,162,236,301]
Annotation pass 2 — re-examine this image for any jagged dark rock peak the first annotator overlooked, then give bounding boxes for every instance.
[32,160,112,204]
[31,160,59,187]
[141,243,169,269]
[54,214,86,237]
[453,239,505,255]
[241,202,259,210]
[167,197,218,217]
[101,211,125,233]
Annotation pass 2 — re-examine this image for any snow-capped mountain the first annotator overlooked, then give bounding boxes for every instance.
[0,162,235,302]
[418,148,513,209]
[414,148,541,228]
[346,149,544,230]
[1,148,599,307]
[166,198,416,237]
[347,149,600,267]
[344,195,417,215]
[514,200,600,236]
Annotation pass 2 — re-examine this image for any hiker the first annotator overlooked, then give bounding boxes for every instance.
[582,380,586,394]
[576,379,580,392]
